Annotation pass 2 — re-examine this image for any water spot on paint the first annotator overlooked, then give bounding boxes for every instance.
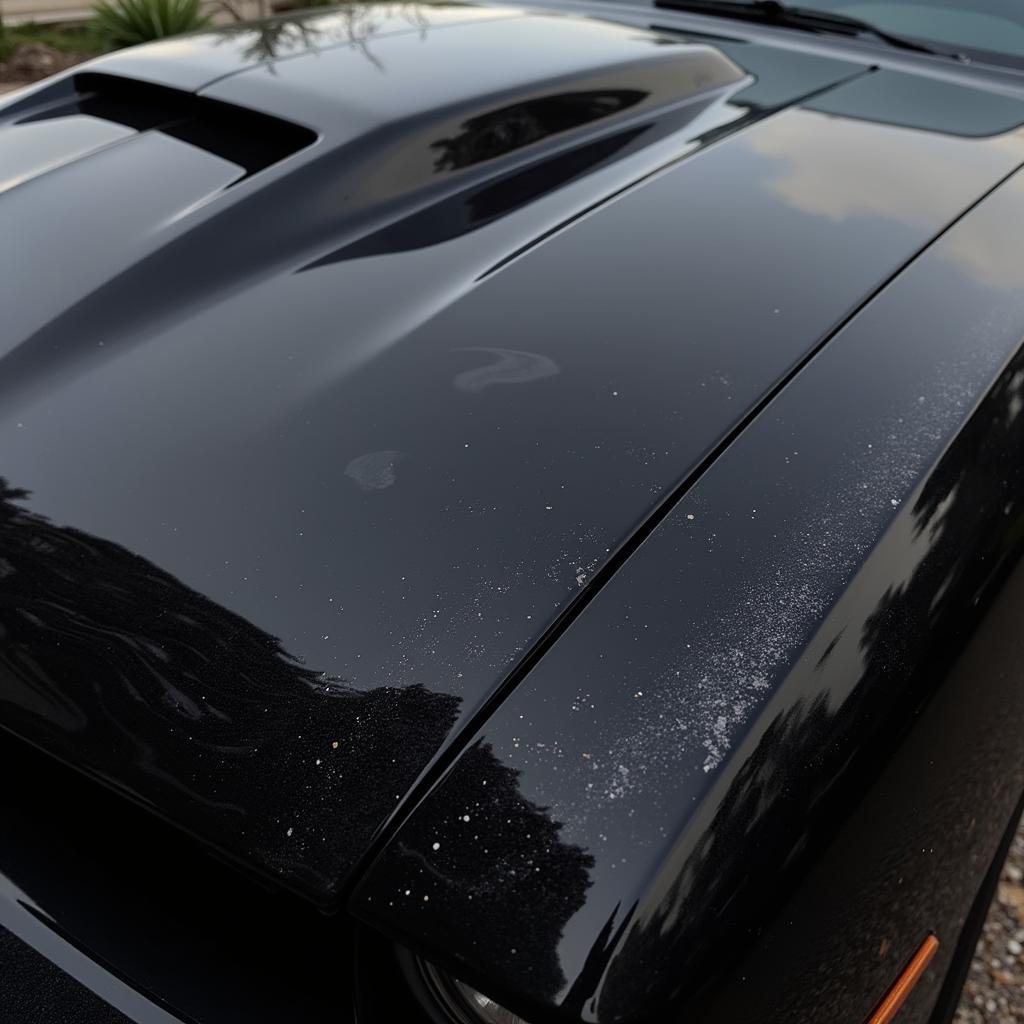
[453,347,559,393]
[345,450,403,490]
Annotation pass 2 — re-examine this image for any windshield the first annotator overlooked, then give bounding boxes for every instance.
[782,1,1024,65]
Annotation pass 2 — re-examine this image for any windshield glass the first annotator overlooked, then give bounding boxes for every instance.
[788,1,1024,64]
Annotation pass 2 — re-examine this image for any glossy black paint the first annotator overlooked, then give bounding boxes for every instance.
[0,732,359,1024]
[355,167,1024,1022]
[5,2,1024,1022]
[79,3,524,92]
[11,8,1013,904]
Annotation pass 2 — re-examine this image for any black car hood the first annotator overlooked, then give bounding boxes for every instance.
[2,2,1024,904]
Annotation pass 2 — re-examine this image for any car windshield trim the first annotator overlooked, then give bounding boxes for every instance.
[654,0,956,58]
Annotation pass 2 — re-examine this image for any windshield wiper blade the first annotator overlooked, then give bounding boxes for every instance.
[655,0,948,56]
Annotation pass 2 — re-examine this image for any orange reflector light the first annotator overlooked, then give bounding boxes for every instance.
[868,934,940,1024]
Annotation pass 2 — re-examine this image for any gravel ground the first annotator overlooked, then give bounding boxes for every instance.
[955,826,1024,1023]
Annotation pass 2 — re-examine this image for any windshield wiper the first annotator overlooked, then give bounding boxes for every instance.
[655,0,949,56]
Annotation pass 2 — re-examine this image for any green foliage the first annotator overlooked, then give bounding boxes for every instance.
[92,0,209,47]
[0,21,109,61]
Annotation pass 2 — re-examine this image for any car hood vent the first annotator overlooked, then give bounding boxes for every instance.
[5,71,317,177]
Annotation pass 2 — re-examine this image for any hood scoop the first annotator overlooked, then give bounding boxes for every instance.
[1,71,317,189]
[203,13,747,158]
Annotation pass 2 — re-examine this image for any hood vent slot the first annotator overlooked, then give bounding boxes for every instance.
[11,72,317,177]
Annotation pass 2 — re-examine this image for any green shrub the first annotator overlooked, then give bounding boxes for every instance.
[93,0,209,47]
[2,21,109,57]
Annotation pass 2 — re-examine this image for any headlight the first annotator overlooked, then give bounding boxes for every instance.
[420,959,531,1024]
